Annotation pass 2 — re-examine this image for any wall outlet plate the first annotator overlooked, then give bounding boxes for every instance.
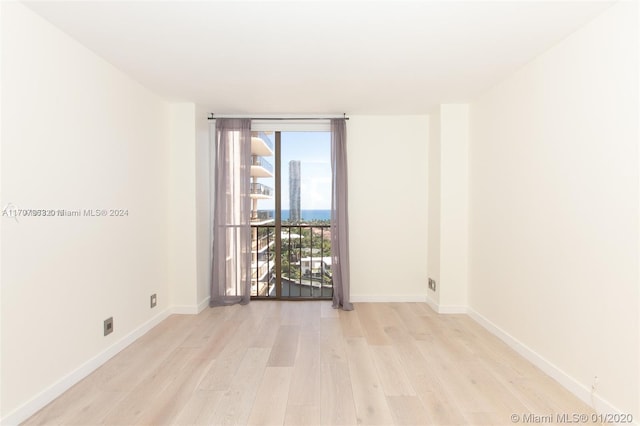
[428,278,437,291]
[104,317,114,336]
[150,294,157,308]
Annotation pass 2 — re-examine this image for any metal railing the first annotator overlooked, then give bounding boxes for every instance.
[250,183,273,197]
[250,224,333,299]
[251,210,274,223]
[251,155,273,174]
[252,227,273,252]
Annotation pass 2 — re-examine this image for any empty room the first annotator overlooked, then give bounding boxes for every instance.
[1,1,638,425]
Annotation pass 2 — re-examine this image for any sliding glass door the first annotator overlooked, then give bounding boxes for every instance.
[250,131,333,300]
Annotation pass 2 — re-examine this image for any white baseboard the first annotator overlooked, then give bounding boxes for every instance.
[1,309,171,426]
[197,296,211,313]
[169,297,211,315]
[350,295,467,313]
[436,304,468,314]
[425,295,439,313]
[351,294,428,303]
[424,296,468,314]
[170,305,200,314]
[467,308,630,422]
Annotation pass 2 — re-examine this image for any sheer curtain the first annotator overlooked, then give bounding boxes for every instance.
[330,119,353,310]
[210,119,252,306]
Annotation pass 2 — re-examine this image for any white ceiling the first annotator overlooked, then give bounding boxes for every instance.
[25,1,613,114]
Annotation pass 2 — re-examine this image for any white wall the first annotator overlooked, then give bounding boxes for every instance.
[167,103,198,312]
[347,115,429,301]
[439,105,469,310]
[427,110,441,307]
[469,1,638,417]
[166,103,210,313]
[427,105,469,312]
[195,106,212,308]
[1,3,170,422]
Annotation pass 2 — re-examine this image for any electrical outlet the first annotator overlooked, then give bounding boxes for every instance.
[104,317,114,336]
[150,293,157,308]
[428,278,437,291]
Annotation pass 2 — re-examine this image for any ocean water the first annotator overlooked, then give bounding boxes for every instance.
[281,209,331,221]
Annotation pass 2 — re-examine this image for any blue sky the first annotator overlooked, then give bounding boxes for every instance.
[258,131,331,211]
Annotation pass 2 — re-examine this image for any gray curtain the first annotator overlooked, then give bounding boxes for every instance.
[210,119,252,306]
[330,119,353,310]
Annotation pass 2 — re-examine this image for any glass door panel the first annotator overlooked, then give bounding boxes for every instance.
[280,132,332,299]
[250,130,332,300]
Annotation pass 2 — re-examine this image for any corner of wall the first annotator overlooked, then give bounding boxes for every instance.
[167,103,199,310]
[428,108,442,307]
[194,105,212,307]
[433,104,469,309]
[466,2,638,416]
[1,4,175,420]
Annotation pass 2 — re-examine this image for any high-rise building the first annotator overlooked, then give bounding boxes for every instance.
[250,132,275,297]
[289,160,301,223]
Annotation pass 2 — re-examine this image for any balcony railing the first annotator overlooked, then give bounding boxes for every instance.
[256,132,274,152]
[251,224,333,299]
[251,155,273,174]
[252,227,274,252]
[250,183,273,197]
[251,210,274,223]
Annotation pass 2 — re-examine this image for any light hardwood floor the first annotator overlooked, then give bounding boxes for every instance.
[24,302,596,425]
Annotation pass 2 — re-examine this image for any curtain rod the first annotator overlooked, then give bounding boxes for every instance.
[208,113,348,121]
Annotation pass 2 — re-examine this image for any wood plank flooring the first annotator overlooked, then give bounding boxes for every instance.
[24,302,597,425]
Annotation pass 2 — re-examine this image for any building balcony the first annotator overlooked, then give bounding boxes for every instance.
[251,134,274,157]
[250,183,273,198]
[252,227,275,252]
[251,259,273,281]
[251,210,274,225]
[250,260,273,297]
[251,155,273,177]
